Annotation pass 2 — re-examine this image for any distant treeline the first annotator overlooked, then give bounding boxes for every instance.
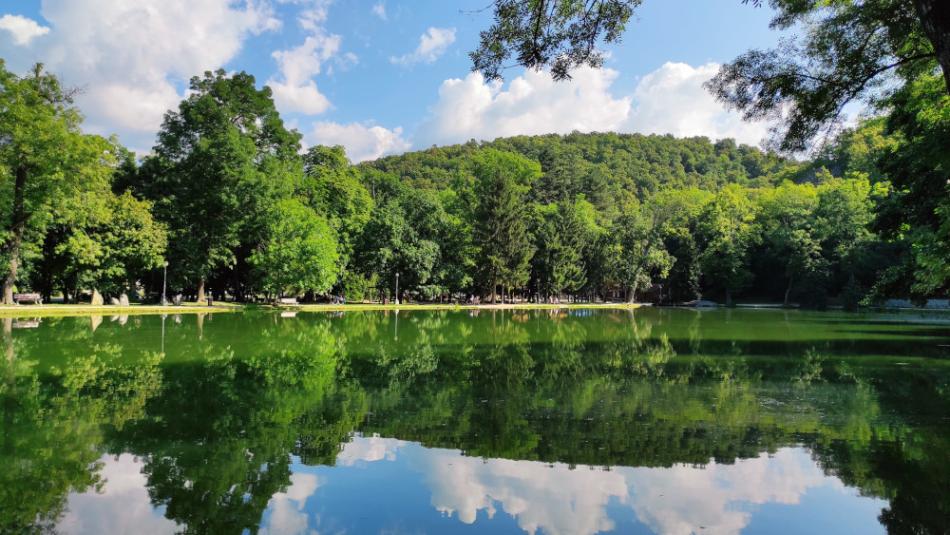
[1,63,947,306]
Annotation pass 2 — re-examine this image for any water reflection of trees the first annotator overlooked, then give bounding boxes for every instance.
[1,310,947,533]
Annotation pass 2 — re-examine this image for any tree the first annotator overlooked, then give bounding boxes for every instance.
[531,200,587,299]
[250,199,338,298]
[758,182,825,306]
[698,185,758,306]
[471,0,642,81]
[0,63,98,304]
[875,73,950,295]
[356,190,442,300]
[614,200,674,303]
[708,0,949,152]
[301,145,374,279]
[472,149,540,302]
[141,70,301,302]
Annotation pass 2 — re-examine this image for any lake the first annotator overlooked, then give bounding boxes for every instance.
[2,308,948,534]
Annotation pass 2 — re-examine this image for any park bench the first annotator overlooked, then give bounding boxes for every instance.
[13,293,42,305]
[276,297,298,305]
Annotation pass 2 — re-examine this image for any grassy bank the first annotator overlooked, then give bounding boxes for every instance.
[0,301,640,318]
[0,302,240,318]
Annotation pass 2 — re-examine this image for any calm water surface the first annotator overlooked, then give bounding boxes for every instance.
[2,308,949,534]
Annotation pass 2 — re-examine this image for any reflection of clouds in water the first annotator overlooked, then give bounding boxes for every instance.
[420,449,628,535]
[335,433,409,466]
[261,472,321,535]
[348,436,839,535]
[58,454,179,535]
[629,449,831,535]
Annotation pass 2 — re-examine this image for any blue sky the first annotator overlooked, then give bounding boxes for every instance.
[0,0,787,160]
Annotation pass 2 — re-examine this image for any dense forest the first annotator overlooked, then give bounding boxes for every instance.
[0,59,947,307]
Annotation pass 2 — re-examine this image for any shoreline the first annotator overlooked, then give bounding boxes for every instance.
[0,301,641,318]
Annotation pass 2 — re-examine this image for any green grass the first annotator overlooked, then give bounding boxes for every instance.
[0,302,239,318]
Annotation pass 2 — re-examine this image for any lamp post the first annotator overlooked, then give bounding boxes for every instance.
[395,272,400,305]
[161,261,169,305]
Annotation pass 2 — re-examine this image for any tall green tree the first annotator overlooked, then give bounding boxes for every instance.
[472,149,540,302]
[699,185,759,305]
[531,200,587,299]
[614,200,674,302]
[0,63,101,304]
[301,145,374,278]
[758,182,825,306]
[140,70,302,302]
[250,199,338,298]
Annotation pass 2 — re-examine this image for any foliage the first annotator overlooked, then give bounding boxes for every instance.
[250,199,339,297]
[471,0,642,81]
[472,149,540,301]
[135,70,302,299]
[708,0,945,151]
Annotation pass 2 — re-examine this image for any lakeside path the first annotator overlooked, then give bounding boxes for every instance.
[0,302,641,318]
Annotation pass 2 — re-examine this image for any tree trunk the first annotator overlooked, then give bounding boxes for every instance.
[725,288,733,307]
[913,0,950,92]
[197,277,206,304]
[2,166,28,305]
[784,276,794,307]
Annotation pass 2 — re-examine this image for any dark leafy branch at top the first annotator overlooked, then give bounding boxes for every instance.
[470,0,642,81]
[708,0,942,152]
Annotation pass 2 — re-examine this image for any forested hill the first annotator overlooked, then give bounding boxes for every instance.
[360,132,798,202]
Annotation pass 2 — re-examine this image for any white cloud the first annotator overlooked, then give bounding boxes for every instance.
[390,27,456,66]
[260,472,320,535]
[417,62,771,149]
[371,2,387,20]
[0,14,50,45]
[58,454,180,534]
[0,0,281,154]
[412,445,867,535]
[627,449,833,535]
[627,62,769,145]
[267,32,340,115]
[336,434,408,465]
[419,448,629,535]
[305,121,410,162]
[416,66,632,147]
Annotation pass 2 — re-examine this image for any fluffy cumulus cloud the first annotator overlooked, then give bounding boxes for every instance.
[57,454,180,534]
[390,27,456,66]
[417,62,770,149]
[0,0,281,153]
[0,14,50,45]
[260,472,321,535]
[416,66,632,147]
[627,62,769,144]
[305,121,411,162]
[336,434,409,465]
[414,446,850,535]
[421,449,629,535]
[267,32,339,115]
